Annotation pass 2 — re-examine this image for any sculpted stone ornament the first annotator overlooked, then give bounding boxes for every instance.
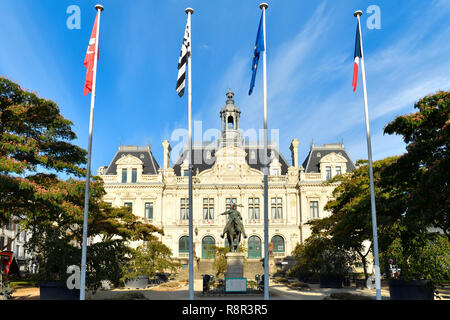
[220,203,247,252]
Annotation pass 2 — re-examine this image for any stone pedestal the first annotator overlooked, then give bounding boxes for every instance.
[225,252,245,278]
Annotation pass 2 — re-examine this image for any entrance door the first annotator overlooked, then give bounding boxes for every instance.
[248,236,262,259]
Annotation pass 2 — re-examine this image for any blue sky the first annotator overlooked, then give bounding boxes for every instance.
[1,0,449,175]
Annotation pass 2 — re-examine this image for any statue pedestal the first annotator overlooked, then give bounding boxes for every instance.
[225,252,245,279]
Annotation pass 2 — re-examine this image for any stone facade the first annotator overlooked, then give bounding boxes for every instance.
[98,90,356,263]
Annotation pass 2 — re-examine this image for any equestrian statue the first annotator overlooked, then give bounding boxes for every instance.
[220,202,247,252]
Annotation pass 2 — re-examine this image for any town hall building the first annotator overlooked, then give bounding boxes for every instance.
[98,90,356,262]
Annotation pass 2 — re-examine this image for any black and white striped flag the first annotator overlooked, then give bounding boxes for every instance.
[176,15,191,97]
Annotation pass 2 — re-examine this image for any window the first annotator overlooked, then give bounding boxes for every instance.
[180,198,189,220]
[310,201,319,218]
[271,197,283,220]
[202,236,215,259]
[131,168,137,183]
[145,202,153,220]
[122,168,127,183]
[248,198,260,220]
[179,236,189,255]
[203,198,214,221]
[336,166,342,176]
[326,166,332,180]
[272,168,279,176]
[226,198,237,210]
[124,202,133,211]
[183,170,189,177]
[271,236,285,254]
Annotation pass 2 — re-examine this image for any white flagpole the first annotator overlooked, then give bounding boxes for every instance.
[354,10,382,300]
[260,2,269,301]
[80,4,103,301]
[186,7,194,301]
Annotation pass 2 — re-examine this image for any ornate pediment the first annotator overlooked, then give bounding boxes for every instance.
[115,154,144,166]
[198,145,262,179]
[319,152,347,164]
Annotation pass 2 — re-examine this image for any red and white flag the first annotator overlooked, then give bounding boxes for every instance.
[84,11,100,96]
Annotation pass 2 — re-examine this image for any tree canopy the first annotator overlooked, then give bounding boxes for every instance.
[0,77,164,291]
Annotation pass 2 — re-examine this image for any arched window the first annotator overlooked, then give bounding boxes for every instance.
[271,235,285,254]
[248,236,262,259]
[227,116,234,129]
[202,236,216,259]
[179,236,189,255]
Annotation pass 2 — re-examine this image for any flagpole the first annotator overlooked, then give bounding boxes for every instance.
[260,2,269,301]
[354,10,382,301]
[185,7,194,301]
[80,4,103,301]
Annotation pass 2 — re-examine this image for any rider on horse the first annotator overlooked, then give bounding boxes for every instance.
[220,203,247,252]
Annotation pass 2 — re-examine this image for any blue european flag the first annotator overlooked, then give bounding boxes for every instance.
[249,12,265,95]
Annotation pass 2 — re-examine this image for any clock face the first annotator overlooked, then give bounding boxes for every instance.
[227,164,235,171]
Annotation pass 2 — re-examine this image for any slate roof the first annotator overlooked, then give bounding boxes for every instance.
[301,144,356,173]
[172,145,291,176]
[104,146,160,175]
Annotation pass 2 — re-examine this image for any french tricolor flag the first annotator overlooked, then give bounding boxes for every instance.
[352,21,362,93]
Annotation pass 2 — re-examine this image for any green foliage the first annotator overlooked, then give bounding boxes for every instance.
[380,90,450,284]
[212,246,230,278]
[121,241,181,282]
[384,90,449,235]
[0,77,87,233]
[289,235,355,279]
[381,234,450,284]
[211,244,246,278]
[0,78,164,291]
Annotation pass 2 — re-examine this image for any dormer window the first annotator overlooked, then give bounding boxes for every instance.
[131,168,137,183]
[122,169,127,183]
[336,166,342,176]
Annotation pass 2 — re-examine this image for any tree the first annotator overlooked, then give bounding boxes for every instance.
[380,90,449,284]
[121,241,181,283]
[25,176,164,292]
[0,76,86,249]
[311,157,400,279]
[384,90,449,236]
[0,77,164,291]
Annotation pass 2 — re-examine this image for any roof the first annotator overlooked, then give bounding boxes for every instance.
[301,144,356,173]
[172,145,291,176]
[104,146,160,175]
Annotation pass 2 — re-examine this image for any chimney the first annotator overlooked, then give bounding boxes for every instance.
[162,140,171,171]
[290,138,300,168]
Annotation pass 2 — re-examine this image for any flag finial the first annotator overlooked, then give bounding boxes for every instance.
[354,10,362,17]
[185,7,194,15]
[95,4,104,11]
[259,3,268,10]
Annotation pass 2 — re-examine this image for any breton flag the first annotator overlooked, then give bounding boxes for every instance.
[176,15,191,98]
[352,20,362,93]
[84,11,100,96]
[249,11,265,95]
